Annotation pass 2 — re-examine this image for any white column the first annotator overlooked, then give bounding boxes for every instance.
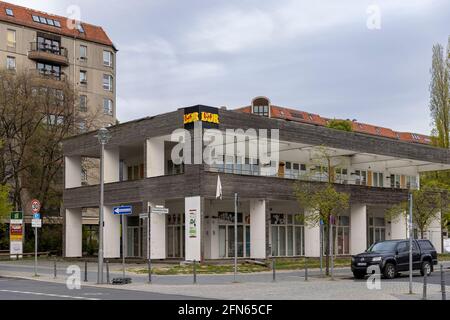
[146,138,165,178]
[390,213,407,240]
[185,196,202,261]
[65,208,82,257]
[65,156,81,188]
[427,216,442,253]
[304,209,320,257]
[104,147,120,183]
[149,201,166,259]
[104,206,120,258]
[350,204,367,255]
[250,199,266,259]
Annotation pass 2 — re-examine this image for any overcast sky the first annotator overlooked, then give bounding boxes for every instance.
[8,0,450,134]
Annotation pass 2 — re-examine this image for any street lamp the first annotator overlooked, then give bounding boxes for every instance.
[96,127,111,284]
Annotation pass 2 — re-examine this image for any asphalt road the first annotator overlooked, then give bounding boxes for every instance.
[0,277,204,300]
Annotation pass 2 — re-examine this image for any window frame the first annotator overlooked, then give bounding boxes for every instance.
[79,70,87,84]
[103,98,113,116]
[6,56,16,71]
[7,29,16,48]
[79,45,88,60]
[103,50,113,67]
[5,8,14,16]
[103,74,113,91]
[79,95,88,112]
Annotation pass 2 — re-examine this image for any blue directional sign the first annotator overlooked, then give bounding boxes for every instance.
[33,213,41,219]
[113,206,133,215]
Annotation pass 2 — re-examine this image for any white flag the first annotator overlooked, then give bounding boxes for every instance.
[216,175,223,200]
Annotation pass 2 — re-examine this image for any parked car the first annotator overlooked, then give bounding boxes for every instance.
[351,239,438,279]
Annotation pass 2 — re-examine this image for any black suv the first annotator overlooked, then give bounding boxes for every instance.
[351,239,438,279]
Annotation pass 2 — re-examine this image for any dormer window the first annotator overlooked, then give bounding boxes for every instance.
[252,97,270,117]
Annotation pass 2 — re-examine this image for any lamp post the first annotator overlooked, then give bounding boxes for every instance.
[96,127,111,284]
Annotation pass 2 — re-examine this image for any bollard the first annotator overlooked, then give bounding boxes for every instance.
[272,258,276,282]
[193,260,197,284]
[304,257,308,281]
[54,259,57,279]
[441,264,447,301]
[106,260,110,284]
[148,258,152,284]
[84,261,88,282]
[422,270,427,300]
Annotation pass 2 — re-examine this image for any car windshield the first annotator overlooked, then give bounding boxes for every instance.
[367,241,399,252]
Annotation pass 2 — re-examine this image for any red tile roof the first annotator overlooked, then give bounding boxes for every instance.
[235,105,432,145]
[0,1,115,48]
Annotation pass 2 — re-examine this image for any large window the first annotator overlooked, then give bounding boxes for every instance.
[334,216,350,255]
[354,170,367,186]
[372,172,384,187]
[37,36,60,54]
[218,212,250,258]
[271,213,304,257]
[7,29,16,48]
[103,74,113,91]
[37,62,61,79]
[368,216,386,247]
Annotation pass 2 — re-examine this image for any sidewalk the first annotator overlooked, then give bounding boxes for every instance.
[1,259,449,300]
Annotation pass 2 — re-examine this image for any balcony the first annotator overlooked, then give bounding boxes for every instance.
[205,164,419,191]
[28,42,69,66]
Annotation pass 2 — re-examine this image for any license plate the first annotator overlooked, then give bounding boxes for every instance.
[357,263,367,266]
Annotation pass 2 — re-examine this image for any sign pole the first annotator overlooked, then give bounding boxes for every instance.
[34,226,38,276]
[409,193,413,294]
[147,208,151,283]
[122,214,126,280]
[234,193,238,282]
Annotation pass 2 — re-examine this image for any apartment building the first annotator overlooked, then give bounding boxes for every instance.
[63,97,450,260]
[0,1,117,131]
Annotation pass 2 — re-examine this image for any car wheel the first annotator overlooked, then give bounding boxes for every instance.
[383,263,397,279]
[420,261,432,277]
[353,271,366,279]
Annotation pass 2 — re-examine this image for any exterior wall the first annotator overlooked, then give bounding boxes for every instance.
[390,213,407,240]
[146,138,165,178]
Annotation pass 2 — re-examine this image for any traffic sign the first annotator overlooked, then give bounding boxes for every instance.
[151,206,169,215]
[10,211,23,220]
[113,205,133,215]
[139,213,149,219]
[32,219,42,228]
[33,213,41,219]
[31,199,41,214]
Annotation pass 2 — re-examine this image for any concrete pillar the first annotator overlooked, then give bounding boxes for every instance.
[390,213,407,240]
[65,156,81,188]
[104,206,120,258]
[149,200,166,259]
[427,216,442,253]
[146,138,165,178]
[185,196,202,261]
[350,204,367,255]
[65,208,82,257]
[104,147,120,183]
[250,199,266,259]
[304,210,320,257]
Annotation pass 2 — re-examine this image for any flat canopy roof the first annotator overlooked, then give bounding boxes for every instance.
[63,108,450,169]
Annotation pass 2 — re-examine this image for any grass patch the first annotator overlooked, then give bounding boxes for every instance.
[128,257,352,275]
[438,254,450,261]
